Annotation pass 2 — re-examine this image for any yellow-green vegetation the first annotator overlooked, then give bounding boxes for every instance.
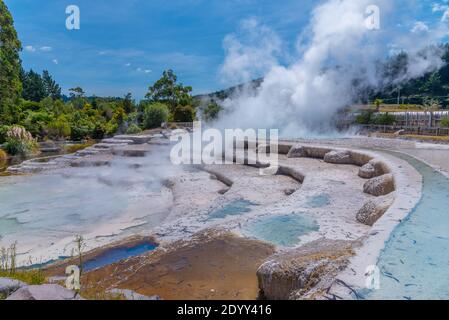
[65,140,95,154]
[0,148,7,160]
[440,117,449,128]
[0,269,46,286]
[1,243,46,286]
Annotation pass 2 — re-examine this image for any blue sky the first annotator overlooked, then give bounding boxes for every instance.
[5,0,449,99]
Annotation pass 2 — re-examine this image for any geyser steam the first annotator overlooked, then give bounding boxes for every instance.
[217,0,447,136]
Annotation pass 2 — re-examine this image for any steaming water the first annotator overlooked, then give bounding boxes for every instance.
[365,152,449,300]
[0,151,174,264]
[243,213,319,247]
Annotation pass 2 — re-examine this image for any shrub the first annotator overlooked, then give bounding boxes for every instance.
[202,102,221,122]
[143,103,169,129]
[46,116,71,139]
[3,126,39,156]
[373,113,395,125]
[173,105,195,122]
[355,111,374,125]
[441,117,449,128]
[0,149,7,161]
[126,124,142,134]
[0,125,11,144]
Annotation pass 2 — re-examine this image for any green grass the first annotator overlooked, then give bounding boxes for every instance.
[0,269,46,285]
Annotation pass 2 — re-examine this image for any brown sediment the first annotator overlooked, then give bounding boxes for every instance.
[76,231,276,300]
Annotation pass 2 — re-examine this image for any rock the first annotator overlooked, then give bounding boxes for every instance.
[257,239,355,300]
[0,278,26,297]
[102,138,134,144]
[324,150,353,165]
[113,135,153,145]
[356,194,395,226]
[6,284,83,300]
[348,151,372,167]
[363,174,395,196]
[107,289,161,300]
[288,145,333,159]
[287,145,307,158]
[359,163,376,179]
[359,159,390,179]
[369,159,390,175]
[277,166,305,183]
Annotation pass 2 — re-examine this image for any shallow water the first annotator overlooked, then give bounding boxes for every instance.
[366,152,449,300]
[0,147,175,263]
[83,242,157,272]
[207,199,257,220]
[243,213,319,247]
[306,193,331,208]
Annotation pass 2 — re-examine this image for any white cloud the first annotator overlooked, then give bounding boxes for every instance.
[24,45,36,52]
[40,46,52,52]
[411,21,429,33]
[144,69,151,73]
[52,59,58,65]
[125,63,131,67]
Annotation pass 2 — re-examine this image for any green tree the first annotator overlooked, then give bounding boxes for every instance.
[145,70,193,113]
[173,105,195,122]
[42,70,62,99]
[22,69,46,102]
[143,103,169,129]
[202,102,222,122]
[123,92,134,114]
[69,87,85,99]
[374,98,383,112]
[0,1,23,124]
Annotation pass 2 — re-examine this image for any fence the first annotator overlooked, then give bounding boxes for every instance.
[355,124,449,136]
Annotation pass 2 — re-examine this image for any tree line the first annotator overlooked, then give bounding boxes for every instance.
[0,1,210,156]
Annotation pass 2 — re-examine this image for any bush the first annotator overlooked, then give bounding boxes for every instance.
[143,103,169,129]
[202,102,221,122]
[2,126,39,156]
[373,113,395,125]
[0,125,11,144]
[0,149,7,160]
[46,116,71,139]
[126,124,142,134]
[173,105,195,122]
[441,117,449,128]
[355,111,374,125]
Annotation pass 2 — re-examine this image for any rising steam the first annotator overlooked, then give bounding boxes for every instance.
[216,0,447,136]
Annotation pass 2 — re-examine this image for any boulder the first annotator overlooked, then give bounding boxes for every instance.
[356,194,395,226]
[359,159,390,179]
[277,166,305,183]
[257,239,355,300]
[287,145,307,158]
[358,163,376,179]
[363,174,395,196]
[323,150,353,165]
[0,278,26,297]
[348,151,372,166]
[6,284,83,300]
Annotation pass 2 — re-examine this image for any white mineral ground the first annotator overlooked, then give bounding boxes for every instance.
[3,132,449,299]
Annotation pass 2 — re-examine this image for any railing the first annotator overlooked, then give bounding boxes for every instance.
[355,124,449,136]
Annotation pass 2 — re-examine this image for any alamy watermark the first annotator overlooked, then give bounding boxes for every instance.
[66,5,80,30]
[365,5,380,30]
[169,122,279,175]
